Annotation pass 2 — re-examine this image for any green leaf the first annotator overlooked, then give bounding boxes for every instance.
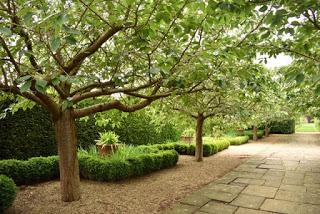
[62,25,81,35]
[65,35,77,45]
[18,75,32,82]
[51,77,60,86]
[36,79,48,88]
[35,79,48,92]
[20,80,32,93]
[260,31,270,39]
[291,21,300,26]
[61,99,73,110]
[50,37,60,53]
[259,5,268,12]
[0,27,12,36]
[23,12,34,24]
[295,73,304,84]
[315,85,320,96]
[55,13,69,26]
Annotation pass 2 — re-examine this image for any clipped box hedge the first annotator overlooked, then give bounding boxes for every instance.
[0,156,59,185]
[224,136,250,145]
[143,139,230,157]
[269,119,295,134]
[242,130,264,139]
[79,150,178,181]
[0,150,178,185]
[0,175,17,212]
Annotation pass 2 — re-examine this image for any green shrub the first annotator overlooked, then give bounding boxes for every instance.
[242,130,264,139]
[96,131,119,146]
[79,149,178,181]
[269,119,295,134]
[0,103,179,160]
[153,139,230,157]
[225,136,250,145]
[0,175,17,211]
[0,156,59,185]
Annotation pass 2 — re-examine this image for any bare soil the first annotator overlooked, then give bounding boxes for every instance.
[6,141,270,214]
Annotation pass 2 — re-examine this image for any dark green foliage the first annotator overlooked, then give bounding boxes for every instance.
[269,119,295,134]
[203,139,230,157]
[78,155,131,181]
[0,156,59,185]
[1,149,178,184]
[76,119,107,149]
[149,139,230,157]
[226,136,250,145]
[0,106,57,160]
[0,103,179,160]
[115,113,180,145]
[239,130,264,139]
[79,150,178,181]
[0,175,17,211]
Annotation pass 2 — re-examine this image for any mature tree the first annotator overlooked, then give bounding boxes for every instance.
[0,0,216,201]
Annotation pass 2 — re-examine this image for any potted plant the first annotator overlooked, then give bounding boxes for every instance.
[180,128,195,144]
[95,131,119,156]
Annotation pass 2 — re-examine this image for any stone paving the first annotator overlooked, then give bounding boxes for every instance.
[163,134,320,214]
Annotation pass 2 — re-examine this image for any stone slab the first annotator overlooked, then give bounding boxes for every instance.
[199,201,237,214]
[242,185,278,198]
[279,184,306,193]
[235,207,274,214]
[203,190,238,203]
[259,164,284,170]
[260,199,299,213]
[233,178,265,185]
[231,194,265,209]
[205,183,244,194]
[179,194,211,207]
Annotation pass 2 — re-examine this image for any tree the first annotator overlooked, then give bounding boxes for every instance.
[0,0,211,201]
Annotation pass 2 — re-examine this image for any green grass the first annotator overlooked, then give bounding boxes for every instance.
[295,123,320,132]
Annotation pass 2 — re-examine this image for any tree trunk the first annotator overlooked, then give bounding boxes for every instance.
[195,114,205,162]
[265,122,270,137]
[252,126,258,141]
[53,109,80,202]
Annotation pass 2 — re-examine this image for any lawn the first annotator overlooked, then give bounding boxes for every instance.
[295,123,320,132]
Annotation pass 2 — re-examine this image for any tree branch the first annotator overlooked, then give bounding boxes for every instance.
[65,26,123,74]
[73,99,154,118]
[71,79,159,103]
[0,36,21,75]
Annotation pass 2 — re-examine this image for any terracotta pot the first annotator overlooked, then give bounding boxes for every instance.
[96,144,119,157]
[180,136,194,144]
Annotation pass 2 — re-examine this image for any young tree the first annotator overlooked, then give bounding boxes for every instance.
[170,71,242,161]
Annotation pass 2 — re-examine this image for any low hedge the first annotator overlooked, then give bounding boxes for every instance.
[203,139,230,157]
[269,119,295,134]
[79,150,178,181]
[0,156,59,185]
[225,136,250,145]
[0,150,178,184]
[144,139,230,157]
[0,175,17,211]
[243,130,264,139]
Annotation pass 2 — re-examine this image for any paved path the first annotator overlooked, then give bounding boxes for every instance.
[163,133,320,214]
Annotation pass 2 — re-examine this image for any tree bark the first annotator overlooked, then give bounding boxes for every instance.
[54,109,80,202]
[252,126,258,141]
[265,122,270,137]
[195,113,205,162]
